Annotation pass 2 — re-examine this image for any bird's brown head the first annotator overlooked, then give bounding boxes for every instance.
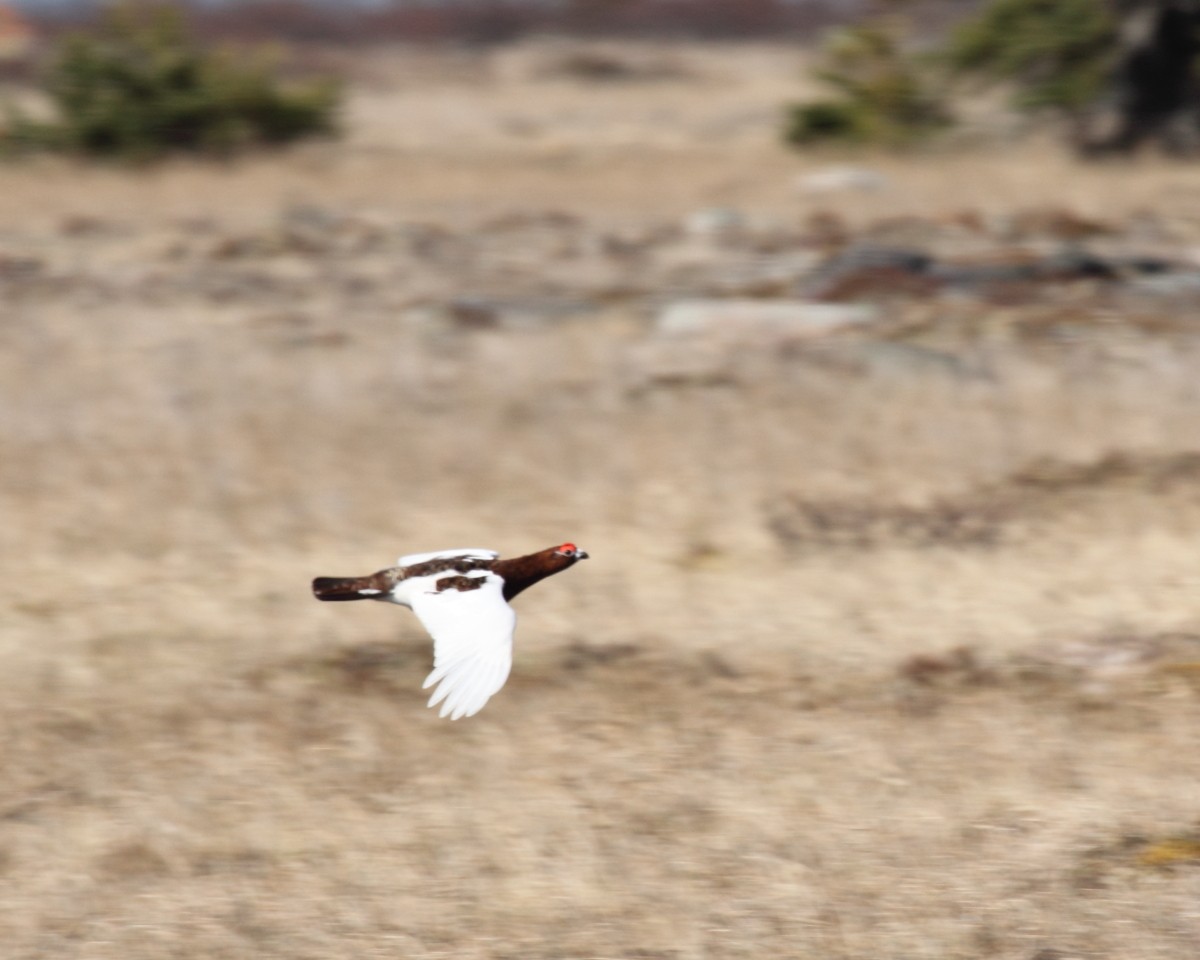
[534,542,590,577]
[494,542,588,601]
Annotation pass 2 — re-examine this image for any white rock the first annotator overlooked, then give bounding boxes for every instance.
[683,207,745,237]
[655,299,877,338]
[796,165,890,194]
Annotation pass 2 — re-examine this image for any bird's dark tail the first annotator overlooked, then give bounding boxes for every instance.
[312,575,388,601]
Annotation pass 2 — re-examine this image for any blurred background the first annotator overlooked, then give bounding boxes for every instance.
[1,1,1199,957]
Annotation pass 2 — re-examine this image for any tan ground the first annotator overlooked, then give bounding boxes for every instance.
[1,40,1199,960]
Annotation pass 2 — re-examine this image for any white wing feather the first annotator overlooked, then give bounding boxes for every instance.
[398,548,498,567]
[409,571,515,720]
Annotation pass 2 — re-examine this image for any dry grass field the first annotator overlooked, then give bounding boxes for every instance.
[2,40,1200,960]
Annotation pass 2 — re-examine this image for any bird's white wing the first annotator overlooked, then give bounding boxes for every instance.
[410,571,516,720]
[398,547,499,567]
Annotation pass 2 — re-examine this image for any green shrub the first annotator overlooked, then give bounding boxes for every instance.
[6,2,339,159]
[945,0,1116,114]
[785,100,867,145]
[785,21,952,148]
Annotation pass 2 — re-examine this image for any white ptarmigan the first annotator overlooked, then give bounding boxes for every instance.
[312,544,589,720]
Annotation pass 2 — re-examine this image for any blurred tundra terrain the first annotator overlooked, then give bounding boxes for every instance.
[0,39,1198,960]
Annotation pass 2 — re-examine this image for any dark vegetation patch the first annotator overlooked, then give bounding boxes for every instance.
[4,4,339,160]
[766,451,1200,553]
[1075,824,1200,890]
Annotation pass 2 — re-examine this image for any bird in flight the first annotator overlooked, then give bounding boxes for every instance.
[312,543,589,720]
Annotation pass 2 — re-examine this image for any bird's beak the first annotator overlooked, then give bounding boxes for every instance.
[575,549,589,560]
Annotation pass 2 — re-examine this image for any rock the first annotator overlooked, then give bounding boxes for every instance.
[796,165,889,194]
[1126,271,1200,296]
[702,252,823,298]
[930,249,1120,290]
[809,266,942,302]
[1031,248,1118,280]
[656,299,877,339]
[804,245,935,300]
[815,341,986,381]
[817,245,933,277]
[445,298,501,330]
[1115,254,1175,275]
[806,244,1127,301]
[0,253,43,280]
[929,261,1037,286]
[683,207,745,239]
[281,203,341,232]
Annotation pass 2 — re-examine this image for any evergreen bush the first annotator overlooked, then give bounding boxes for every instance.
[6,3,339,159]
[785,21,951,148]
